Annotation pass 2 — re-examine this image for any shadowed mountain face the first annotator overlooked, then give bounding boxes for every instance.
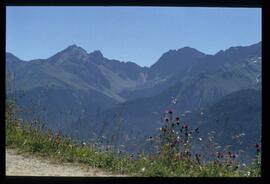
[148,47,206,79]
[183,89,261,161]
[6,42,261,158]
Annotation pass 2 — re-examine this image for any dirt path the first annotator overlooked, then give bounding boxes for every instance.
[5,148,127,177]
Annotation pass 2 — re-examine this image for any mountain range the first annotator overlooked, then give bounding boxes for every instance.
[6,42,261,157]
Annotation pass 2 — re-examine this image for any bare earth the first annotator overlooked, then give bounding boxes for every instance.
[6,148,127,177]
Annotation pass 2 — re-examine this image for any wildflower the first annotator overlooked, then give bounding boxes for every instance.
[146,136,153,142]
[195,153,201,164]
[256,143,261,154]
[198,137,202,141]
[165,118,169,122]
[186,151,191,157]
[171,97,177,104]
[141,167,145,172]
[217,152,223,159]
[176,117,180,121]
[168,109,173,114]
[161,126,167,133]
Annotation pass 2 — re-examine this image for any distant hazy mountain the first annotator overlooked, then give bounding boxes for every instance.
[119,47,205,100]
[119,42,261,100]
[149,47,206,79]
[6,45,137,127]
[6,42,261,157]
[90,43,261,140]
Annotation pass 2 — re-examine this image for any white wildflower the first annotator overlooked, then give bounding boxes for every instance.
[141,167,145,172]
[172,98,177,104]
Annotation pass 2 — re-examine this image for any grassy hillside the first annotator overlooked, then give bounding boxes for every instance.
[5,101,261,177]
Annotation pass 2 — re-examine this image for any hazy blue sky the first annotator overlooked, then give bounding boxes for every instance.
[6,7,261,67]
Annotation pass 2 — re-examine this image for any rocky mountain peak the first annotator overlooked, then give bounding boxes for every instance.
[63,44,88,55]
[89,50,104,59]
